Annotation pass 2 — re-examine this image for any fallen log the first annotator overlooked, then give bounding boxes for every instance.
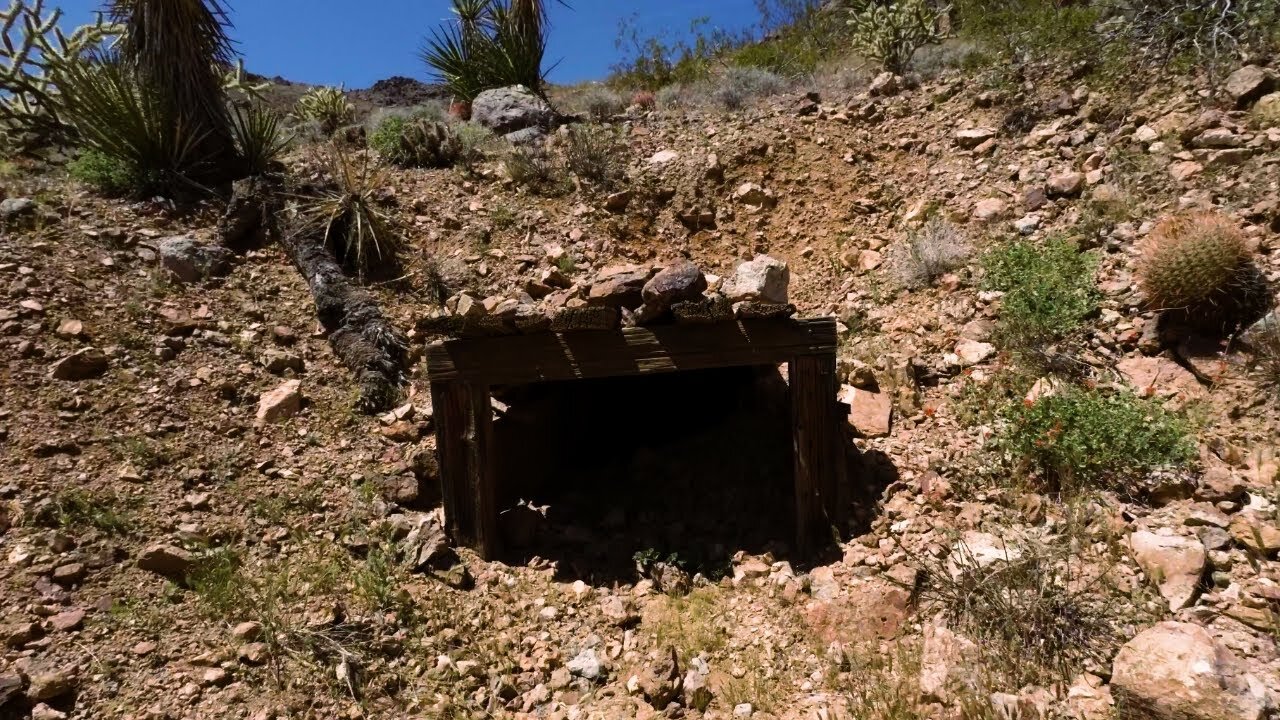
[281,227,408,413]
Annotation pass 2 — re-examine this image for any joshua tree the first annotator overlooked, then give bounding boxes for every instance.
[108,0,237,169]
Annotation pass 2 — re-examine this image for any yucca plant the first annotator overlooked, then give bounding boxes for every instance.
[53,51,209,194]
[108,0,237,169]
[229,103,290,175]
[295,86,354,134]
[421,0,566,102]
[297,145,399,278]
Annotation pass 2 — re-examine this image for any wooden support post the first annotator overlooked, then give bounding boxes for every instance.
[790,354,839,556]
[431,380,500,559]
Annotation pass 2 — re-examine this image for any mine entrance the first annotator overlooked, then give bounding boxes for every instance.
[490,365,794,580]
[425,318,844,563]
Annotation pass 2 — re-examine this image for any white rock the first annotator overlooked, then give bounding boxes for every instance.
[1129,531,1207,611]
[722,255,789,304]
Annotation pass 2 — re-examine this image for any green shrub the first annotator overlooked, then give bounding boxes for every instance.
[983,237,1099,349]
[562,124,623,187]
[69,149,146,196]
[295,86,353,134]
[369,114,460,168]
[847,0,949,73]
[953,0,1101,65]
[996,386,1195,495]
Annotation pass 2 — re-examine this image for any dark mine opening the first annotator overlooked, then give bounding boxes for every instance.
[490,364,796,584]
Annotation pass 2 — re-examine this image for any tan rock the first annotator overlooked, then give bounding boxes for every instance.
[839,385,892,438]
[1111,622,1267,720]
[1129,530,1207,610]
[1116,356,1205,404]
[256,379,303,424]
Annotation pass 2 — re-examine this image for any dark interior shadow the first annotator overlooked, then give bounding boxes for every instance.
[491,365,800,584]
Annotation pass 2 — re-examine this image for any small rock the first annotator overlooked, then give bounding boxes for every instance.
[838,385,892,438]
[256,379,303,424]
[137,544,195,578]
[733,182,776,209]
[604,190,631,212]
[972,198,1007,222]
[1046,171,1084,197]
[159,236,233,284]
[26,670,74,702]
[722,255,789,304]
[232,621,263,640]
[31,703,66,720]
[642,260,707,311]
[48,609,85,632]
[1225,64,1276,108]
[260,349,303,375]
[954,340,995,366]
[566,648,604,681]
[955,128,996,149]
[50,348,108,381]
[1128,531,1207,610]
[868,72,901,97]
[51,563,85,586]
[0,198,36,219]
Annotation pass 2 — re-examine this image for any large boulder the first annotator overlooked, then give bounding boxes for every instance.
[471,85,554,134]
[1111,622,1270,720]
[159,236,233,284]
[642,260,707,310]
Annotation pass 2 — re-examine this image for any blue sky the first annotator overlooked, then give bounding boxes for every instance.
[50,0,765,88]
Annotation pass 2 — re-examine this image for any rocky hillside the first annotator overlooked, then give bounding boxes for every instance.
[0,53,1279,720]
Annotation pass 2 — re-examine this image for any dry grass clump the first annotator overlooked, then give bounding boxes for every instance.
[895,215,971,289]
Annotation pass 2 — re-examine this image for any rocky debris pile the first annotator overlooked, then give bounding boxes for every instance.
[419,254,799,340]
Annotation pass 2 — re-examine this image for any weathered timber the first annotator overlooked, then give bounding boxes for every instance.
[431,380,499,557]
[734,302,797,321]
[790,352,841,555]
[425,318,837,385]
[671,295,734,324]
[427,317,843,560]
[550,306,619,332]
[282,228,407,412]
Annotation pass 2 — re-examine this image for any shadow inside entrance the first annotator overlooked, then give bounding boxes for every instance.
[490,364,804,585]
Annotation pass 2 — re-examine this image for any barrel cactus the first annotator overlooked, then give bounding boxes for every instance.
[1136,211,1251,312]
[370,116,459,169]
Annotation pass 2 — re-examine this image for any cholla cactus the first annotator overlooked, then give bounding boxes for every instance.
[847,0,949,74]
[1,0,121,146]
[1136,211,1250,310]
[371,115,460,168]
[296,86,354,134]
[223,58,270,102]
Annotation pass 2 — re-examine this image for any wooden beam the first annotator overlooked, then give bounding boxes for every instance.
[431,380,500,559]
[790,353,839,556]
[425,318,837,386]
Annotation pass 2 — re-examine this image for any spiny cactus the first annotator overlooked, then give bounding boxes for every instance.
[370,115,460,169]
[1136,211,1250,311]
[847,0,949,74]
[295,86,354,134]
[1,0,122,147]
[224,58,270,102]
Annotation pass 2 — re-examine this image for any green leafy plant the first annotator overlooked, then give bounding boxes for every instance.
[983,237,1099,349]
[295,86,354,134]
[562,124,622,187]
[369,113,460,168]
[296,145,399,277]
[69,148,144,196]
[229,103,290,175]
[995,386,1195,496]
[453,121,494,173]
[847,0,949,73]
